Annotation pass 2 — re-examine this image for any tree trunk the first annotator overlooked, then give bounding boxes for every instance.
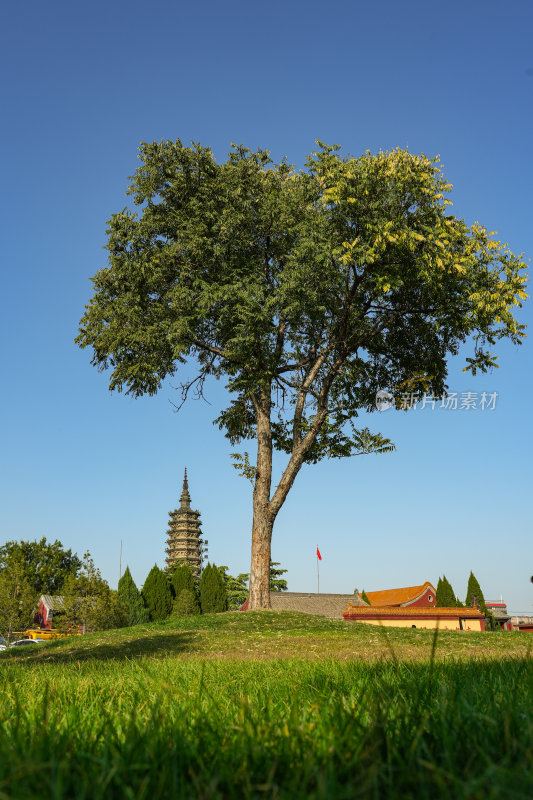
[248,389,274,610]
[246,394,328,609]
[248,507,274,609]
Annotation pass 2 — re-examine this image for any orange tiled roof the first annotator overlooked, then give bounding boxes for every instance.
[343,604,483,618]
[365,581,436,607]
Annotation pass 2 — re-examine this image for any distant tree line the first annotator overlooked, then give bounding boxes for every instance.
[119,560,288,623]
[435,572,487,612]
[0,537,288,637]
[435,572,500,628]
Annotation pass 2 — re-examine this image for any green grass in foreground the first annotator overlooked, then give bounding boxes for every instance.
[0,612,531,799]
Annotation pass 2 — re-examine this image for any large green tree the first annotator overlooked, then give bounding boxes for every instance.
[0,556,37,640]
[60,552,127,633]
[76,140,527,609]
[0,538,81,595]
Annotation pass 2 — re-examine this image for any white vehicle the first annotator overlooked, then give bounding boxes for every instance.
[0,636,8,651]
[9,638,45,647]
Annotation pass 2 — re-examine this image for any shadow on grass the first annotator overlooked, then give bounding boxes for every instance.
[3,630,200,664]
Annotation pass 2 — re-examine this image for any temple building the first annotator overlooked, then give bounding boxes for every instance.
[165,469,207,577]
[365,581,437,608]
[342,603,486,631]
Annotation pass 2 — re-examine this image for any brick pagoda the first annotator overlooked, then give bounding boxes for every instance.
[165,469,206,577]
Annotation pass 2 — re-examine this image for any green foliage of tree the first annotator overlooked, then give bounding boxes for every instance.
[173,588,200,616]
[60,552,127,633]
[361,589,370,605]
[200,563,227,613]
[172,563,197,599]
[0,538,81,595]
[436,575,457,607]
[269,562,288,592]
[77,139,528,609]
[465,571,489,615]
[219,562,287,607]
[142,565,173,621]
[218,567,249,609]
[118,566,150,625]
[0,556,37,639]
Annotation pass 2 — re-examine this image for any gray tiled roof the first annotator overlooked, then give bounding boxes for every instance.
[269,592,367,618]
[40,595,65,611]
[490,607,511,620]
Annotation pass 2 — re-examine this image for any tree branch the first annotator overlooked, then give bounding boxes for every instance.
[191,340,229,360]
[274,315,286,361]
[170,358,214,411]
[292,342,337,452]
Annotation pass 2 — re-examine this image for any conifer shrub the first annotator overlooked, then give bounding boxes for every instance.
[59,552,128,633]
[173,588,200,616]
[118,566,150,625]
[200,563,227,613]
[361,589,370,605]
[142,565,173,621]
[172,563,196,599]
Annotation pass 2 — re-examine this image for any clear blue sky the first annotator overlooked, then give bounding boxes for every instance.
[1,0,532,612]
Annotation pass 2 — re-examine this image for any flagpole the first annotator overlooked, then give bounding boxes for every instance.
[317,544,320,594]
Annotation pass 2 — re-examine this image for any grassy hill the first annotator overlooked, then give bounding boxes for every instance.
[3,609,531,664]
[1,612,531,799]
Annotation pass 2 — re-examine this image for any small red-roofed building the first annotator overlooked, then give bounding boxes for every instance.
[35,595,66,629]
[365,581,437,608]
[343,603,486,631]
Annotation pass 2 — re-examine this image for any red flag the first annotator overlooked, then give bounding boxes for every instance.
[316,546,322,560]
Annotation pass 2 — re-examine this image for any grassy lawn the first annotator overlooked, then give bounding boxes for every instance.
[0,612,531,799]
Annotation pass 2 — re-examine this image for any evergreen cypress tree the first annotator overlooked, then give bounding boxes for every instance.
[269,561,288,592]
[200,563,227,613]
[436,575,456,607]
[142,564,173,621]
[172,562,196,599]
[465,571,488,615]
[361,589,370,605]
[118,566,149,625]
[227,573,250,609]
[218,567,249,609]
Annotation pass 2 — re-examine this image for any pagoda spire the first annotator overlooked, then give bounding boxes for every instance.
[180,467,191,509]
